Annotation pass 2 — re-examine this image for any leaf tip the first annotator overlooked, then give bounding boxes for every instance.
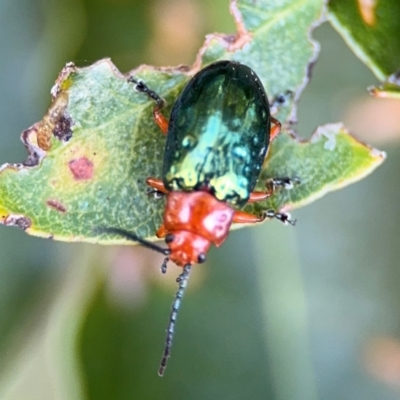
[370,148,387,162]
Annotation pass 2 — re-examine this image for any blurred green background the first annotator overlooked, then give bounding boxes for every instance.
[0,0,400,399]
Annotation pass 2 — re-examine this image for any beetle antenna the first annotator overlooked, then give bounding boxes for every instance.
[160,257,169,274]
[95,227,170,256]
[158,264,192,377]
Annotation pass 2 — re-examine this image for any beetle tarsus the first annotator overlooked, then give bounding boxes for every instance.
[266,176,301,191]
[127,76,165,110]
[265,210,296,226]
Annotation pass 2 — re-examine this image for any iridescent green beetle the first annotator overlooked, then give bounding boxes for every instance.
[107,60,299,376]
[163,60,271,206]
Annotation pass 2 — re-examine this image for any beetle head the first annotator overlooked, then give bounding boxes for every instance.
[166,230,210,266]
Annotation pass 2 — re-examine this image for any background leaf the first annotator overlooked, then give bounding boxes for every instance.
[328,0,400,79]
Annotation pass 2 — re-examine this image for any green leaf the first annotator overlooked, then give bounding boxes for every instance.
[0,0,385,244]
[328,0,400,79]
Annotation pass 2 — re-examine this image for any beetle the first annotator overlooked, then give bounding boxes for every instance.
[103,60,299,376]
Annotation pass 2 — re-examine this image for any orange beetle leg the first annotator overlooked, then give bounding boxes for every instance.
[249,177,300,205]
[154,109,169,135]
[233,210,296,226]
[247,190,273,204]
[156,224,167,238]
[270,116,281,141]
[146,177,169,194]
[233,211,265,224]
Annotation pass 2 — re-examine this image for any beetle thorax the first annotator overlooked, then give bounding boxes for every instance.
[160,191,235,266]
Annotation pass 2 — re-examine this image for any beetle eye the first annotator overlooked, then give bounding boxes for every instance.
[165,233,175,244]
[197,253,206,264]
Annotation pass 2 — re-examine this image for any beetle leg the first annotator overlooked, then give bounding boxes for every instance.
[128,77,169,135]
[233,209,296,226]
[128,76,165,109]
[265,210,296,226]
[248,177,300,204]
[265,116,282,144]
[270,117,281,141]
[146,177,169,193]
[153,110,169,135]
[146,177,169,198]
[247,190,273,204]
[233,211,265,223]
[156,224,167,238]
[245,177,299,224]
[265,176,301,192]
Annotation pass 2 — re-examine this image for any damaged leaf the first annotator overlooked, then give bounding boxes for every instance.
[0,0,386,243]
